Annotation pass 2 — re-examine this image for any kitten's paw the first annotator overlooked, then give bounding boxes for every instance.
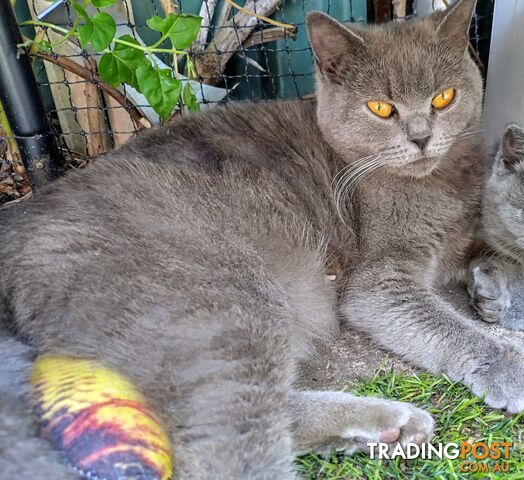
[463,347,524,413]
[339,398,434,455]
[468,265,510,323]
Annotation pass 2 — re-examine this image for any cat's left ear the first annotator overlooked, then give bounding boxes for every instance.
[435,0,477,53]
[501,124,524,170]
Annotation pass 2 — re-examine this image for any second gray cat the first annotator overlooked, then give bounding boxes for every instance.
[469,124,524,331]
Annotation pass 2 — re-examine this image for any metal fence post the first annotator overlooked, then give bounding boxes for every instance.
[0,0,63,189]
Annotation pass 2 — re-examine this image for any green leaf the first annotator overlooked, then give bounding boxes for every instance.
[71,1,90,20]
[78,12,116,51]
[136,66,181,120]
[99,35,148,90]
[182,82,200,112]
[146,14,175,37]
[92,0,118,7]
[77,21,93,49]
[146,13,202,50]
[170,15,202,49]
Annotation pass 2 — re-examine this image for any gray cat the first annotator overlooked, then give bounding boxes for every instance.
[469,124,524,331]
[1,0,523,478]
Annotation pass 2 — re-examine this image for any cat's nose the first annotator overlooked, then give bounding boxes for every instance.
[406,115,431,152]
[411,135,430,152]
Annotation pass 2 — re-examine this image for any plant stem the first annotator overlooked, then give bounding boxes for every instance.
[0,101,21,159]
[116,37,187,55]
[173,52,179,77]
[20,20,189,56]
[52,15,81,47]
[150,29,171,50]
[21,20,70,35]
[0,100,31,189]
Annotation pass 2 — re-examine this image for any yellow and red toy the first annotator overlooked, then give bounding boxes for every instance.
[30,356,173,480]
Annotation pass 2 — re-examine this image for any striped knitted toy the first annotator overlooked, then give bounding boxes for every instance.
[30,356,173,480]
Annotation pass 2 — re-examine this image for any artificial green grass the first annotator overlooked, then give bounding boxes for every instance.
[297,366,523,479]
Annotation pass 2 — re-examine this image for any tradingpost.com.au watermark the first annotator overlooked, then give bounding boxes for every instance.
[368,441,513,474]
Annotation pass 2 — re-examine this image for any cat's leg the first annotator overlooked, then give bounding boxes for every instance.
[167,385,298,480]
[343,257,524,413]
[467,255,511,323]
[289,391,434,456]
[143,300,314,480]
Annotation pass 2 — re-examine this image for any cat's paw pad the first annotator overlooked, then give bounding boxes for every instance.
[394,403,434,446]
[30,356,173,480]
[468,265,510,323]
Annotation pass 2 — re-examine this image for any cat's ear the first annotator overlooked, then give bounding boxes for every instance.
[501,124,524,170]
[435,0,476,53]
[306,11,365,82]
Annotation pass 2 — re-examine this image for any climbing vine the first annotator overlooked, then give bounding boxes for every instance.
[22,0,202,120]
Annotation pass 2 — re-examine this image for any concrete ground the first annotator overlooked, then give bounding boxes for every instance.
[297,286,524,392]
[297,325,415,391]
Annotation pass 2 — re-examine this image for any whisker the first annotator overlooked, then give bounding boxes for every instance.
[334,159,384,228]
[442,128,487,142]
[334,163,373,226]
[331,154,376,191]
[330,145,406,229]
[331,144,401,189]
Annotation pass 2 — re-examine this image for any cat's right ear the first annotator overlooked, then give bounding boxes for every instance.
[501,124,524,170]
[306,12,365,83]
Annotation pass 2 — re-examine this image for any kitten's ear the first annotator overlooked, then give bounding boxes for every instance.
[306,11,364,82]
[435,0,476,53]
[501,124,524,170]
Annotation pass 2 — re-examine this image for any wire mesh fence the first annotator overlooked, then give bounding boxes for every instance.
[0,0,494,204]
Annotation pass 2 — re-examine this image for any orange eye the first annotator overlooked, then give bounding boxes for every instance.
[367,101,394,118]
[432,88,455,110]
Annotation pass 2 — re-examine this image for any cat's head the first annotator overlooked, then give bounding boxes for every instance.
[483,124,524,258]
[306,0,483,178]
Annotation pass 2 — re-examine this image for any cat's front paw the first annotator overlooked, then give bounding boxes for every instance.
[468,264,510,323]
[341,399,434,455]
[463,346,524,413]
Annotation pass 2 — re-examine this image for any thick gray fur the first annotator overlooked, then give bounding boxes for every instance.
[468,124,524,331]
[2,0,523,477]
[0,328,77,479]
